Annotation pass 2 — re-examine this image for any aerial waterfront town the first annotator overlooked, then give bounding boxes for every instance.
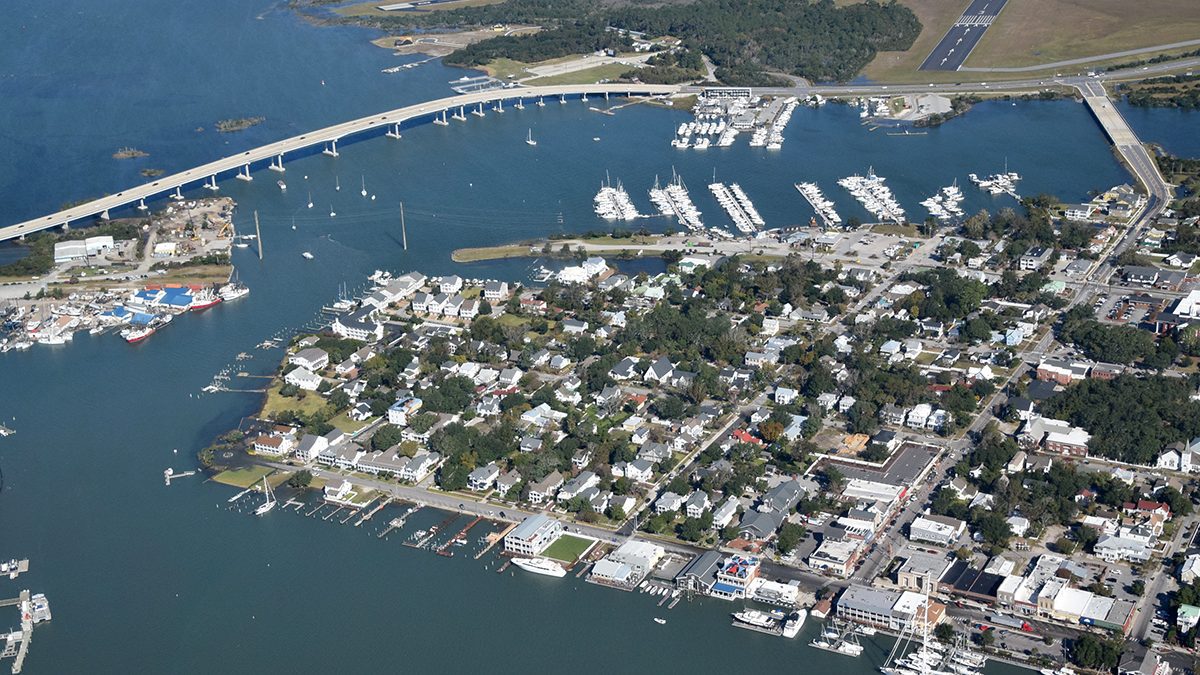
[4,0,1200,674]
[204,143,1199,674]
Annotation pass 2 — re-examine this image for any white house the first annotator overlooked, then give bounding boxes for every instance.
[468,463,501,492]
[284,366,322,391]
[289,347,329,371]
[439,275,463,294]
[775,386,798,406]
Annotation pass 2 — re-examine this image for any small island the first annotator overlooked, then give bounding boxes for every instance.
[113,147,149,159]
[216,116,265,133]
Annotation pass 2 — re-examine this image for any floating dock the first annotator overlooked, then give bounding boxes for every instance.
[475,523,515,560]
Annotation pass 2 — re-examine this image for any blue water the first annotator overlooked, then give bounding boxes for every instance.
[0,2,1187,673]
[1117,101,1200,157]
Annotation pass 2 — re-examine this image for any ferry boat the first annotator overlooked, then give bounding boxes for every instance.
[512,556,566,578]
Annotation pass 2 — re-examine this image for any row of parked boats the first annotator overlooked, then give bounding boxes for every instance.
[749,97,798,150]
[794,182,843,228]
[920,181,966,221]
[968,170,1022,198]
[594,178,641,221]
[838,169,907,224]
[649,174,705,233]
[708,182,764,233]
[671,118,739,150]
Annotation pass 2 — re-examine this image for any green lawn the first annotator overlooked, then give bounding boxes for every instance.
[524,64,634,87]
[330,411,372,434]
[542,533,594,563]
[260,383,329,419]
[213,466,273,488]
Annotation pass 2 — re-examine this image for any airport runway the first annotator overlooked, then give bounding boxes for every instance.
[919,0,1008,71]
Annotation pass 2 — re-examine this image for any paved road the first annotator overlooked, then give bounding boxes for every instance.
[919,0,1008,72]
[961,38,1200,73]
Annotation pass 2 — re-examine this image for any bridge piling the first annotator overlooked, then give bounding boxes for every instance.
[385,123,402,139]
[236,164,253,182]
[269,154,285,172]
[172,187,183,201]
[205,175,219,191]
[137,198,148,211]
[322,139,339,157]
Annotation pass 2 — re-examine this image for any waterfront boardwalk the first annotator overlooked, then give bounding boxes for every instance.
[0,83,678,243]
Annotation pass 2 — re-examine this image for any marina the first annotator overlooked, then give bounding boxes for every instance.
[708,182,762,233]
[794,182,843,228]
[920,181,966,221]
[969,168,1023,199]
[837,168,907,224]
[648,173,707,235]
[593,176,641,221]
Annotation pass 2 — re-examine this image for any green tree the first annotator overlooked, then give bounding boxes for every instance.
[287,470,313,489]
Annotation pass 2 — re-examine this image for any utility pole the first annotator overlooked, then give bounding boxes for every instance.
[254,210,263,260]
[400,202,408,251]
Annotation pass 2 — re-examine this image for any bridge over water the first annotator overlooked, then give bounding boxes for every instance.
[0,83,680,243]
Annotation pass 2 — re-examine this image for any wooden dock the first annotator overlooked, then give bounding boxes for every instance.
[354,497,390,527]
[475,523,515,560]
[435,516,482,557]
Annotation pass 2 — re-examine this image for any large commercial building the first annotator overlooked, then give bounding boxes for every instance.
[503,514,563,557]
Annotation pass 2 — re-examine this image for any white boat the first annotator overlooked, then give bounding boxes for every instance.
[254,476,276,516]
[857,625,877,636]
[335,176,341,191]
[782,610,807,638]
[653,618,666,625]
[277,180,286,191]
[526,129,537,146]
[219,282,250,302]
[307,191,313,209]
[360,175,368,197]
[512,556,566,577]
[302,251,314,260]
[30,593,51,623]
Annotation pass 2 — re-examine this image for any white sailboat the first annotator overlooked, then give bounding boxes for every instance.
[526,129,537,147]
[329,205,336,218]
[360,175,368,198]
[254,476,276,515]
[335,176,341,191]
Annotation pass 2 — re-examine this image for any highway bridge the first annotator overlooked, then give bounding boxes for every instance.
[4,55,1191,244]
[0,83,680,243]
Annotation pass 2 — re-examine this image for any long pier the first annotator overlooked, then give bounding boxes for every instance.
[0,83,678,243]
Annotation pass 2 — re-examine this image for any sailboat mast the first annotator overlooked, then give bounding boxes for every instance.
[254,210,263,260]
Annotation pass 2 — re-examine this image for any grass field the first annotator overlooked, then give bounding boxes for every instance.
[451,244,534,262]
[213,466,273,488]
[542,534,594,563]
[260,383,330,419]
[967,0,1200,69]
[337,0,506,18]
[330,411,372,434]
[524,63,632,86]
[851,0,964,83]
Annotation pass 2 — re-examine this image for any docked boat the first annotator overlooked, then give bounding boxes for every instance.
[254,476,276,516]
[219,282,250,302]
[189,289,223,311]
[30,593,51,623]
[782,610,807,638]
[121,325,156,344]
[732,609,783,630]
[512,557,566,578]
